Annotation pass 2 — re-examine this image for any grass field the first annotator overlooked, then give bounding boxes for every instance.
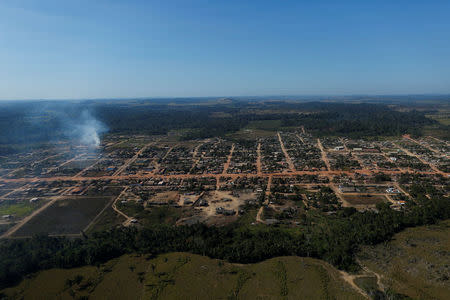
[343,194,387,207]
[1,253,364,300]
[358,219,450,300]
[423,109,450,140]
[0,200,40,218]
[246,119,283,131]
[228,128,277,141]
[13,196,113,236]
[227,119,288,141]
[426,112,450,126]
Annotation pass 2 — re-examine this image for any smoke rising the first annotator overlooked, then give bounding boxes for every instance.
[69,110,107,148]
[0,101,108,150]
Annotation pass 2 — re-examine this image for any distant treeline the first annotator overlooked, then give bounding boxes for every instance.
[0,100,440,150]
[1,189,448,289]
[278,103,434,137]
[95,102,436,139]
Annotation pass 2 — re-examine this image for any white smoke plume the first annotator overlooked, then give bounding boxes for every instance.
[70,110,107,148]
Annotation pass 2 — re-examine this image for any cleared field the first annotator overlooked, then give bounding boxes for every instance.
[228,128,277,140]
[246,119,283,130]
[358,219,450,300]
[343,194,387,207]
[201,190,252,217]
[2,253,364,299]
[148,191,179,205]
[426,112,450,126]
[12,196,113,236]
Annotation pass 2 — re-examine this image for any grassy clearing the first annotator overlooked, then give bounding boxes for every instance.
[426,112,450,126]
[2,253,364,299]
[0,201,38,218]
[228,119,301,141]
[236,208,258,227]
[246,120,283,131]
[358,219,450,300]
[228,128,277,141]
[422,109,450,140]
[117,204,184,226]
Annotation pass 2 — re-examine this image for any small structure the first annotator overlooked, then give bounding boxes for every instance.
[216,207,236,215]
[386,187,399,193]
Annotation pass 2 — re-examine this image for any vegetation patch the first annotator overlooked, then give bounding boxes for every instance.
[358,220,450,300]
[0,201,36,218]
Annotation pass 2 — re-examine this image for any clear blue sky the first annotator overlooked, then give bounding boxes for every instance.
[1,0,449,99]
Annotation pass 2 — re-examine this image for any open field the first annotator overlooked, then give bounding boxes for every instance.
[343,194,387,207]
[85,205,126,233]
[13,196,113,236]
[228,128,278,140]
[358,219,450,300]
[426,110,450,126]
[1,253,364,299]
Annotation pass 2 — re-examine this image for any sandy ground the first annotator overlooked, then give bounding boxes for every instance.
[198,190,256,217]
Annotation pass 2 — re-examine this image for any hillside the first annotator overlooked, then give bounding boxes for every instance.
[358,220,450,299]
[1,253,364,300]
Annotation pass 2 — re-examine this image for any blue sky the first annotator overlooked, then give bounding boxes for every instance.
[0,0,449,99]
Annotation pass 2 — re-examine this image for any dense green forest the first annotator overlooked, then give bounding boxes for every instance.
[1,190,448,289]
[97,102,435,138]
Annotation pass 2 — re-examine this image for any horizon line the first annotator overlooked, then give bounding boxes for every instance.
[1,93,450,102]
